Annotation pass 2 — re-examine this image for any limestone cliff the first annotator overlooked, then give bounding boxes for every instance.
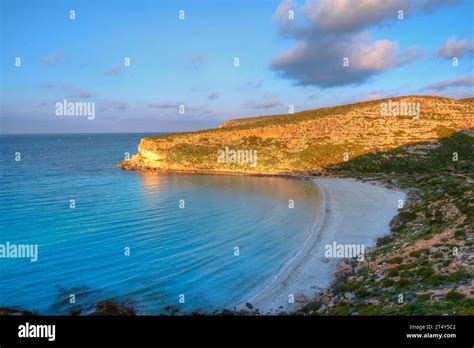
[118,96,473,175]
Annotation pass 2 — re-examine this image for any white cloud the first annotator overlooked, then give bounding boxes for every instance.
[425,76,474,91]
[273,0,296,30]
[148,101,182,109]
[40,51,64,65]
[271,0,454,88]
[437,36,474,58]
[304,0,408,33]
[247,99,282,109]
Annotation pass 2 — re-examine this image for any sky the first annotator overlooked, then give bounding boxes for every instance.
[1,0,473,134]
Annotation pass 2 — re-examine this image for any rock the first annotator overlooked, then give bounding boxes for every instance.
[0,307,36,316]
[336,260,350,271]
[317,304,327,313]
[344,292,356,301]
[295,294,308,303]
[69,307,81,316]
[303,300,322,312]
[237,310,252,316]
[91,301,136,316]
[163,305,180,314]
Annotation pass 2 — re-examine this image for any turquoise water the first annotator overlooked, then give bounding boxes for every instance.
[0,134,320,315]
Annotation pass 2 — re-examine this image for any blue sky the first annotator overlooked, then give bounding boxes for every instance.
[1,0,473,134]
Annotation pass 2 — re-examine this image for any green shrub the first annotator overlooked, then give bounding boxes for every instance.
[381,279,395,287]
[397,263,416,271]
[387,256,404,264]
[416,267,434,279]
[426,275,445,286]
[446,291,465,302]
[417,293,431,301]
[355,289,373,298]
[387,269,399,277]
[409,250,422,257]
[454,230,466,239]
[397,278,410,287]
[377,235,392,247]
[447,269,470,282]
[398,211,417,222]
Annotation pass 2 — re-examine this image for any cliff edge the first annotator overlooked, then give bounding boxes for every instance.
[118,96,473,175]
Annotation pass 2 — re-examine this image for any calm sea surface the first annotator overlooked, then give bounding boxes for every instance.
[0,133,320,314]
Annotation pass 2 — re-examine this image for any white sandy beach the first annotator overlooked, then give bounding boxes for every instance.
[239,177,406,314]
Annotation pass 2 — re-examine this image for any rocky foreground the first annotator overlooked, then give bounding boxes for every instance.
[118,96,473,175]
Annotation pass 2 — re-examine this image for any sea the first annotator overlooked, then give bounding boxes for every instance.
[0,133,321,314]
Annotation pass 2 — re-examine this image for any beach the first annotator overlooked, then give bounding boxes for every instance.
[241,177,406,313]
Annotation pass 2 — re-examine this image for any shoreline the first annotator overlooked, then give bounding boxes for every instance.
[239,177,406,314]
[234,177,327,313]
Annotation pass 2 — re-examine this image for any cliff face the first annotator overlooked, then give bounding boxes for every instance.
[118,96,473,175]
